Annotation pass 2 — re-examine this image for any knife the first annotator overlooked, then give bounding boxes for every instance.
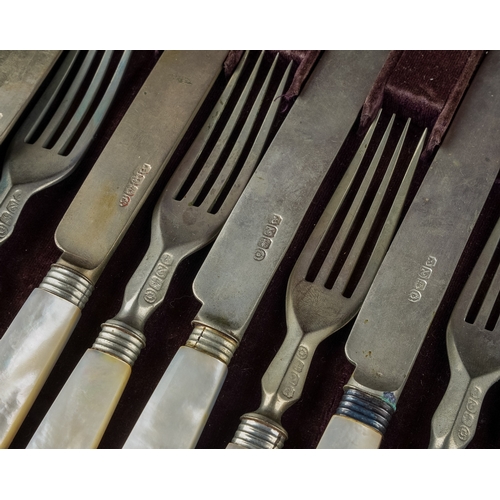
[0,51,62,145]
[317,50,500,448]
[0,50,228,448]
[123,50,391,448]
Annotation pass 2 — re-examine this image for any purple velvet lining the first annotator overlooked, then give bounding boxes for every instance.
[2,50,497,449]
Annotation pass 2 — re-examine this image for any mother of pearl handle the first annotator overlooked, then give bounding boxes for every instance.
[123,346,227,448]
[27,349,130,448]
[0,288,81,448]
[316,414,382,449]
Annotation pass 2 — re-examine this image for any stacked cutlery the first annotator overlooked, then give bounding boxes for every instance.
[0,50,228,448]
[123,50,390,448]
[27,50,293,448]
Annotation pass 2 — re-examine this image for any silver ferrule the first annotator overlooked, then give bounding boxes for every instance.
[186,323,238,365]
[231,413,287,449]
[92,320,146,366]
[39,264,94,309]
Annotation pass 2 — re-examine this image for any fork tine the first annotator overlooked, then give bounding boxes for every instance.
[348,125,426,298]
[469,224,500,329]
[201,55,291,213]
[334,117,411,292]
[53,51,113,154]
[315,113,395,286]
[55,51,132,158]
[24,51,81,143]
[161,51,251,199]
[36,51,99,148]
[183,51,266,203]
[293,110,382,283]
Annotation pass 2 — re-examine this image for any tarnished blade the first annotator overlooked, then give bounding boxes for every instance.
[0,51,61,146]
[429,215,500,449]
[343,51,500,403]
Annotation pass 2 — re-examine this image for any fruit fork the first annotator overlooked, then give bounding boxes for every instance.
[429,214,500,448]
[0,50,131,245]
[27,51,292,448]
[228,110,427,448]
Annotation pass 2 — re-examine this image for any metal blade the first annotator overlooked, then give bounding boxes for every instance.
[345,51,500,404]
[192,50,390,342]
[0,51,62,145]
[54,51,228,282]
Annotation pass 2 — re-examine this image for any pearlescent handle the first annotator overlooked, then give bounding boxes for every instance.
[27,349,131,448]
[123,346,227,448]
[316,415,382,449]
[0,288,81,448]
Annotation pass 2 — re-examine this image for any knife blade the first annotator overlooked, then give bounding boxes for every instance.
[0,50,228,448]
[123,50,391,448]
[0,51,62,146]
[317,50,500,448]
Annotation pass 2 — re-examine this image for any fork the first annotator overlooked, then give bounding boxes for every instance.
[228,110,427,448]
[429,214,500,449]
[27,51,292,448]
[0,50,131,245]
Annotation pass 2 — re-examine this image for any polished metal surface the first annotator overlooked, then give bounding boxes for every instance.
[429,215,500,448]
[103,52,291,364]
[230,111,427,448]
[0,51,131,246]
[0,51,61,145]
[340,51,500,421]
[191,51,390,345]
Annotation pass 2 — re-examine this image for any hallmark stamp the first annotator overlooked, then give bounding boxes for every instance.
[408,255,437,302]
[253,214,282,261]
[457,385,482,442]
[0,189,22,238]
[143,252,173,304]
[282,345,308,399]
[119,163,152,207]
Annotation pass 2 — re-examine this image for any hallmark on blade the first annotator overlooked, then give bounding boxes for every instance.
[253,214,282,261]
[119,163,152,207]
[408,255,437,302]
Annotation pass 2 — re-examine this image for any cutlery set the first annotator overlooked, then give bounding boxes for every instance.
[0,50,499,448]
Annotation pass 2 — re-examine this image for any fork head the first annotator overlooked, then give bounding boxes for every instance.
[5,50,131,187]
[450,216,500,378]
[288,110,427,340]
[153,50,293,248]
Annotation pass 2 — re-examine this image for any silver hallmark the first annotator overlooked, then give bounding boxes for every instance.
[409,255,437,302]
[143,253,173,304]
[253,214,282,261]
[119,163,152,207]
[457,385,482,442]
